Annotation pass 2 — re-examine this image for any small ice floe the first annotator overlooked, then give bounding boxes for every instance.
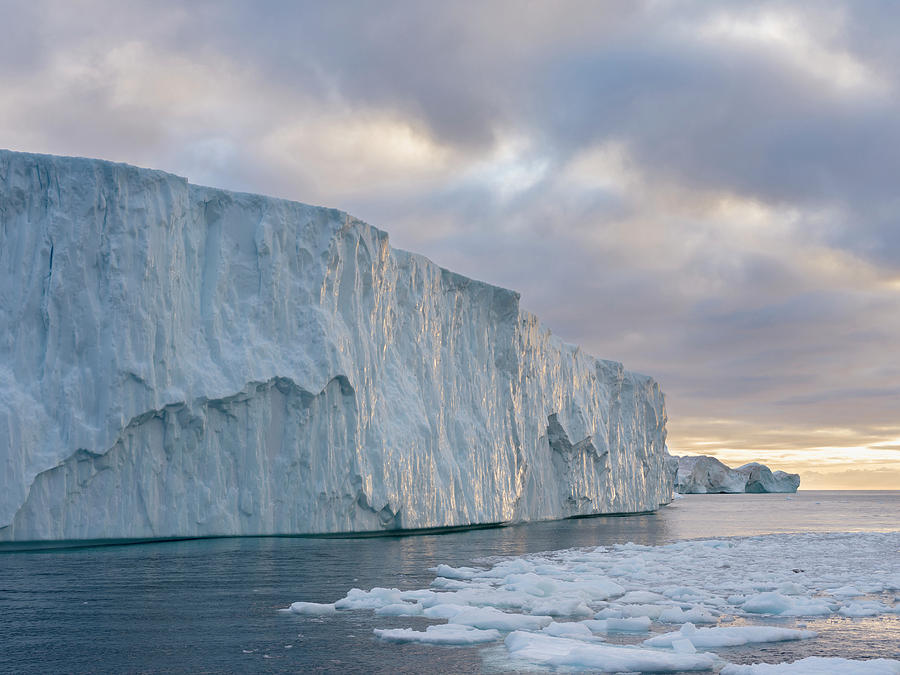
[583,616,651,633]
[740,591,834,616]
[828,585,865,598]
[620,590,668,604]
[430,564,486,580]
[720,656,900,673]
[657,605,720,624]
[285,601,337,616]
[644,622,816,649]
[435,606,553,631]
[776,582,806,596]
[542,620,596,639]
[504,631,719,672]
[374,602,424,617]
[374,624,501,645]
[838,601,893,618]
[672,638,696,653]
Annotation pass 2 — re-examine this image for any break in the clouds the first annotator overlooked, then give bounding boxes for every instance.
[2,0,898,487]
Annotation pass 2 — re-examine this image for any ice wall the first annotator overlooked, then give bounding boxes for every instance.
[0,150,671,542]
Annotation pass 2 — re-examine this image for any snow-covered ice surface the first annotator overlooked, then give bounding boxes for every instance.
[0,149,670,542]
[287,531,900,672]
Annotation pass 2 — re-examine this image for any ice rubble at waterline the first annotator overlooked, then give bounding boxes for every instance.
[0,149,670,542]
[284,532,900,672]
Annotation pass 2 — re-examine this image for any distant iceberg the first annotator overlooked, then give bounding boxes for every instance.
[0,150,672,542]
[671,455,800,494]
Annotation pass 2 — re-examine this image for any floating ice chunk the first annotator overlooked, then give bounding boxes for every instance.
[430,577,473,590]
[399,589,438,603]
[838,601,890,618]
[664,586,711,603]
[583,616,652,633]
[287,602,337,616]
[430,564,485,580]
[645,623,816,649]
[672,638,697,654]
[422,603,470,620]
[530,597,593,618]
[504,631,719,672]
[504,573,623,602]
[478,559,535,578]
[374,602,424,617]
[829,585,864,598]
[741,592,833,616]
[658,606,719,624]
[620,590,668,604]
[504,572,558,597]
[776,582,806,596]
[334,587,405,610]
[543,621,596,639]
[451,606,554,631]
[720,656,900,674]
[617,603,672,619]
[374,624,501,645]
[858,583,885,594]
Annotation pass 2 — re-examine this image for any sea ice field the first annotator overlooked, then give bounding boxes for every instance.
[2,491,898,673]
[286,530,900,672]
[283,492,900,673]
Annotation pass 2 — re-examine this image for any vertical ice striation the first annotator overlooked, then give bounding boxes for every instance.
[0,150,671,542]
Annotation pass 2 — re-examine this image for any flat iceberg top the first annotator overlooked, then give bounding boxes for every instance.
[0,148,670,540]
[284,531,900,671]
[0,149,522,300]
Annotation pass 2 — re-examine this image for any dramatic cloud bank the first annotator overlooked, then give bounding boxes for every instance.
[3,1,898,487]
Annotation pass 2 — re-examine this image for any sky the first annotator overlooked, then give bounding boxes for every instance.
[2,1,898,489]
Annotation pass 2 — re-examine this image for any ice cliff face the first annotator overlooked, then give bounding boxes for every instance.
[673,456,799,494]
[0,150,671,542]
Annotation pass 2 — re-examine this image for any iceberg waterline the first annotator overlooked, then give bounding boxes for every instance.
[0,150,670,542]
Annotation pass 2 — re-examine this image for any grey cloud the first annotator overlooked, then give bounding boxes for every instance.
[2,1,899,474]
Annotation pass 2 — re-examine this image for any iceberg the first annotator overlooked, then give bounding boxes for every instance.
[735,462,801,493]
[672,455,799,494]
[0,150,671,542]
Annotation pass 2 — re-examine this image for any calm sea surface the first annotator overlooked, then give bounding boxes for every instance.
[1,491,897,673]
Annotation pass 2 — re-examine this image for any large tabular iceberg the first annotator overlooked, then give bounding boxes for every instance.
[0,150,671,542]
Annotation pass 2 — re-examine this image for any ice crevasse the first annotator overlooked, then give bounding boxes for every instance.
[0,150,671,542]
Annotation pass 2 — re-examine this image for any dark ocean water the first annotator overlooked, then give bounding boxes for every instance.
[1,491,897,674]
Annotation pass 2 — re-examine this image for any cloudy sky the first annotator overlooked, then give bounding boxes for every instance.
[3,1,898,488]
